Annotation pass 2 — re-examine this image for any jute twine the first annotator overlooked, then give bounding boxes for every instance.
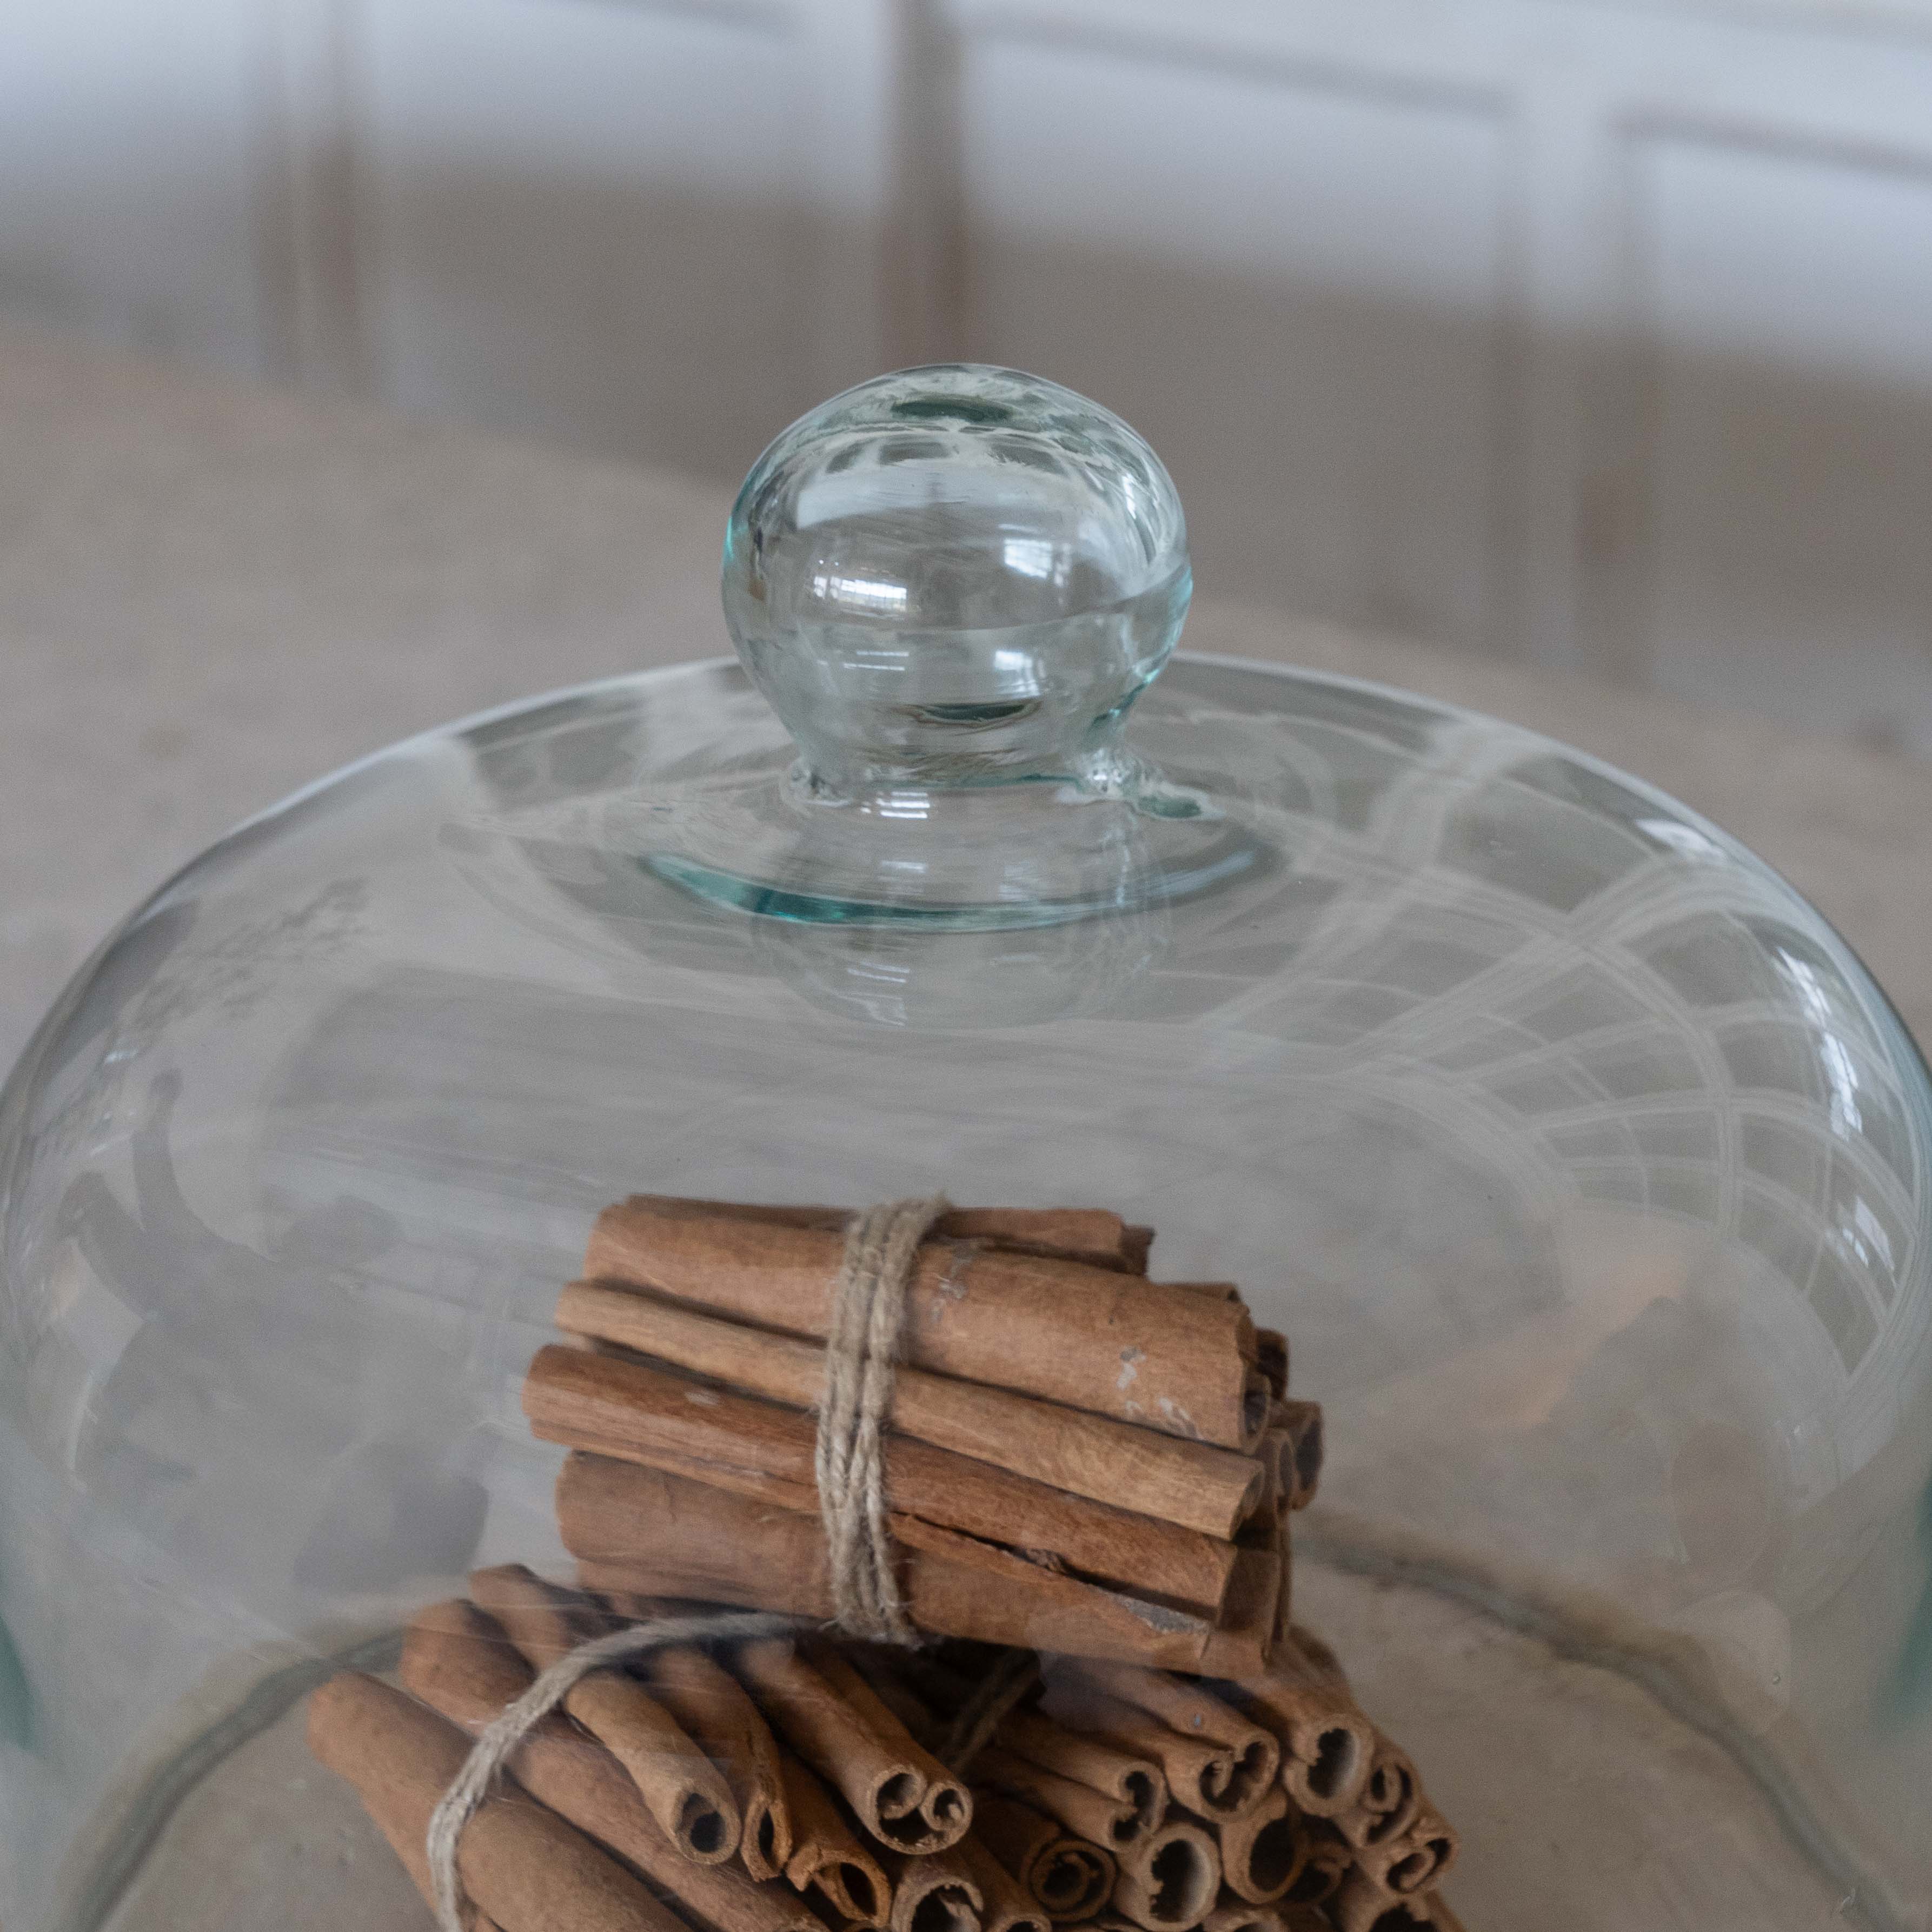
[427,1193,973,1932]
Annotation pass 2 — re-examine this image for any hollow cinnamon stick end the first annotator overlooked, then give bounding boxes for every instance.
[1255,1330,1289,1399]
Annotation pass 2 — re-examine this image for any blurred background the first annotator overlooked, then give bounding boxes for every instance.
[6,0,1932,753]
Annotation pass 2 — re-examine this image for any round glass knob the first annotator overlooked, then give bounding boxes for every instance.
[722,364,1191,796]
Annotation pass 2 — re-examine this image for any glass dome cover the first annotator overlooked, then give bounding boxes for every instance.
[0,366,1927,1932]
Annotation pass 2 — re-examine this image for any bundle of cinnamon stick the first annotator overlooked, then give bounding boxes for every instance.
[529,1196,1294,1671]
[306,1195,1466,1932]
[309,1568,1462,1932]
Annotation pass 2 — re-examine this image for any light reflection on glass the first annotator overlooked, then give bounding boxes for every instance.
[1639,818,1724,861]
[1001,536,1059,581]
[811,573,910,615]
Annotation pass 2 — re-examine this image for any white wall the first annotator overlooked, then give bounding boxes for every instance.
[8,0,1932,750]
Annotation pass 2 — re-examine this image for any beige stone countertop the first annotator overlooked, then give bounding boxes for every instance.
[4,324,1931,1068]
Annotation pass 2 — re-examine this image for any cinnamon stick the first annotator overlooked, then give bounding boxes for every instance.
[1328,1868,1435,1932]
[1203,1901,1290,1932]
[1273,1403,1322,1511]
[562,1455,1262,1671]
[1254,1333,1289,1401]
[809,1639,980,1838]
[1330,1741,1419,1852]
[966,1789,1116,1921]
[993,1704,1165,1842]
[1198,1546,1281,1681]
[735,1638,971,1853]
[847,1659,948,1749]
[1213,1786,1305,1904]
[1043,1685,1255,1836]
[881,1845,983,1932]
[641,1641,795,1881]
[973,1743,1154,1853]
[307,1670,683,1932]
[636,1199,1151,1274]
[1109,1816,1220,1930]
[896,1517,1251,1672]
[1229,1499,1290,1654]
[565,1458,834,1617]
[554,1281,1265,1538]
[525,1344,1239,1613]
[585,1198,1266,1449]
[779,1750,893,1927]
[1046,1662,1279,1819]
[398,1601,822,1932]
[1280,1824,1351,1909]
[1354,1804,1457,1897]
[1227,1638,1373,1818]
[955,1834,1048,1932]
[470,1564,740,1863]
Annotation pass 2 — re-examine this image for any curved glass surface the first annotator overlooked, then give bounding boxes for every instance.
[1,655,1929,1932]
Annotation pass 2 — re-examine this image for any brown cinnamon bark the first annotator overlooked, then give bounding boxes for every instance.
[779,1750,893,1927]
[1254,1333,1289,1401]
[469,1562,610,1662]
[634,1199,1151,1273]
[955,1834,1048,1932]
[1198,1547,1282,1681]
[585,1198,1265,1449]
[967,1789,1117,1921]
[1213,1787,1305,1904]
[735,1638,972,1853]
[845,1660,947,1750]
[973,1743,1152,1852]
[1109,1817,1220,1930]
[1274,1403,1323,1512]
[469,1563,740,1864]
[1330,1741,1420,1851]
[561,1455,1261,1671]
[525,1344,1239,1613]
[398,1601,822,1932]
[1256,1428,1291,1519]
[1328,1868,1435,1932]
[942,1206,1150,1274]
[881,1845,984,1932]
[896,1517,1247,1671]
[640,1641,795,1881]
[1354,1804,1457,1896]
[992,1705,1165,1842]
[1227,1638,1373,1818]
[564,1457,834,1617]
[553,1282,1265,1539]
[1028,1684,1256,1832]
[307,1670,684,1932]
[1282,1826,1351,1909]
[1203,1900,1289,1932]
[1225,1503,1289,1656]
[1046,1663,1279,1819]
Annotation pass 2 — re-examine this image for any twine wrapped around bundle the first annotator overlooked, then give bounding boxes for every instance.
[815,1196,952,1641]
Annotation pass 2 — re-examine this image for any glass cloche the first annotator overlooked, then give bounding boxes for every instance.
[2,365,1929,1932]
